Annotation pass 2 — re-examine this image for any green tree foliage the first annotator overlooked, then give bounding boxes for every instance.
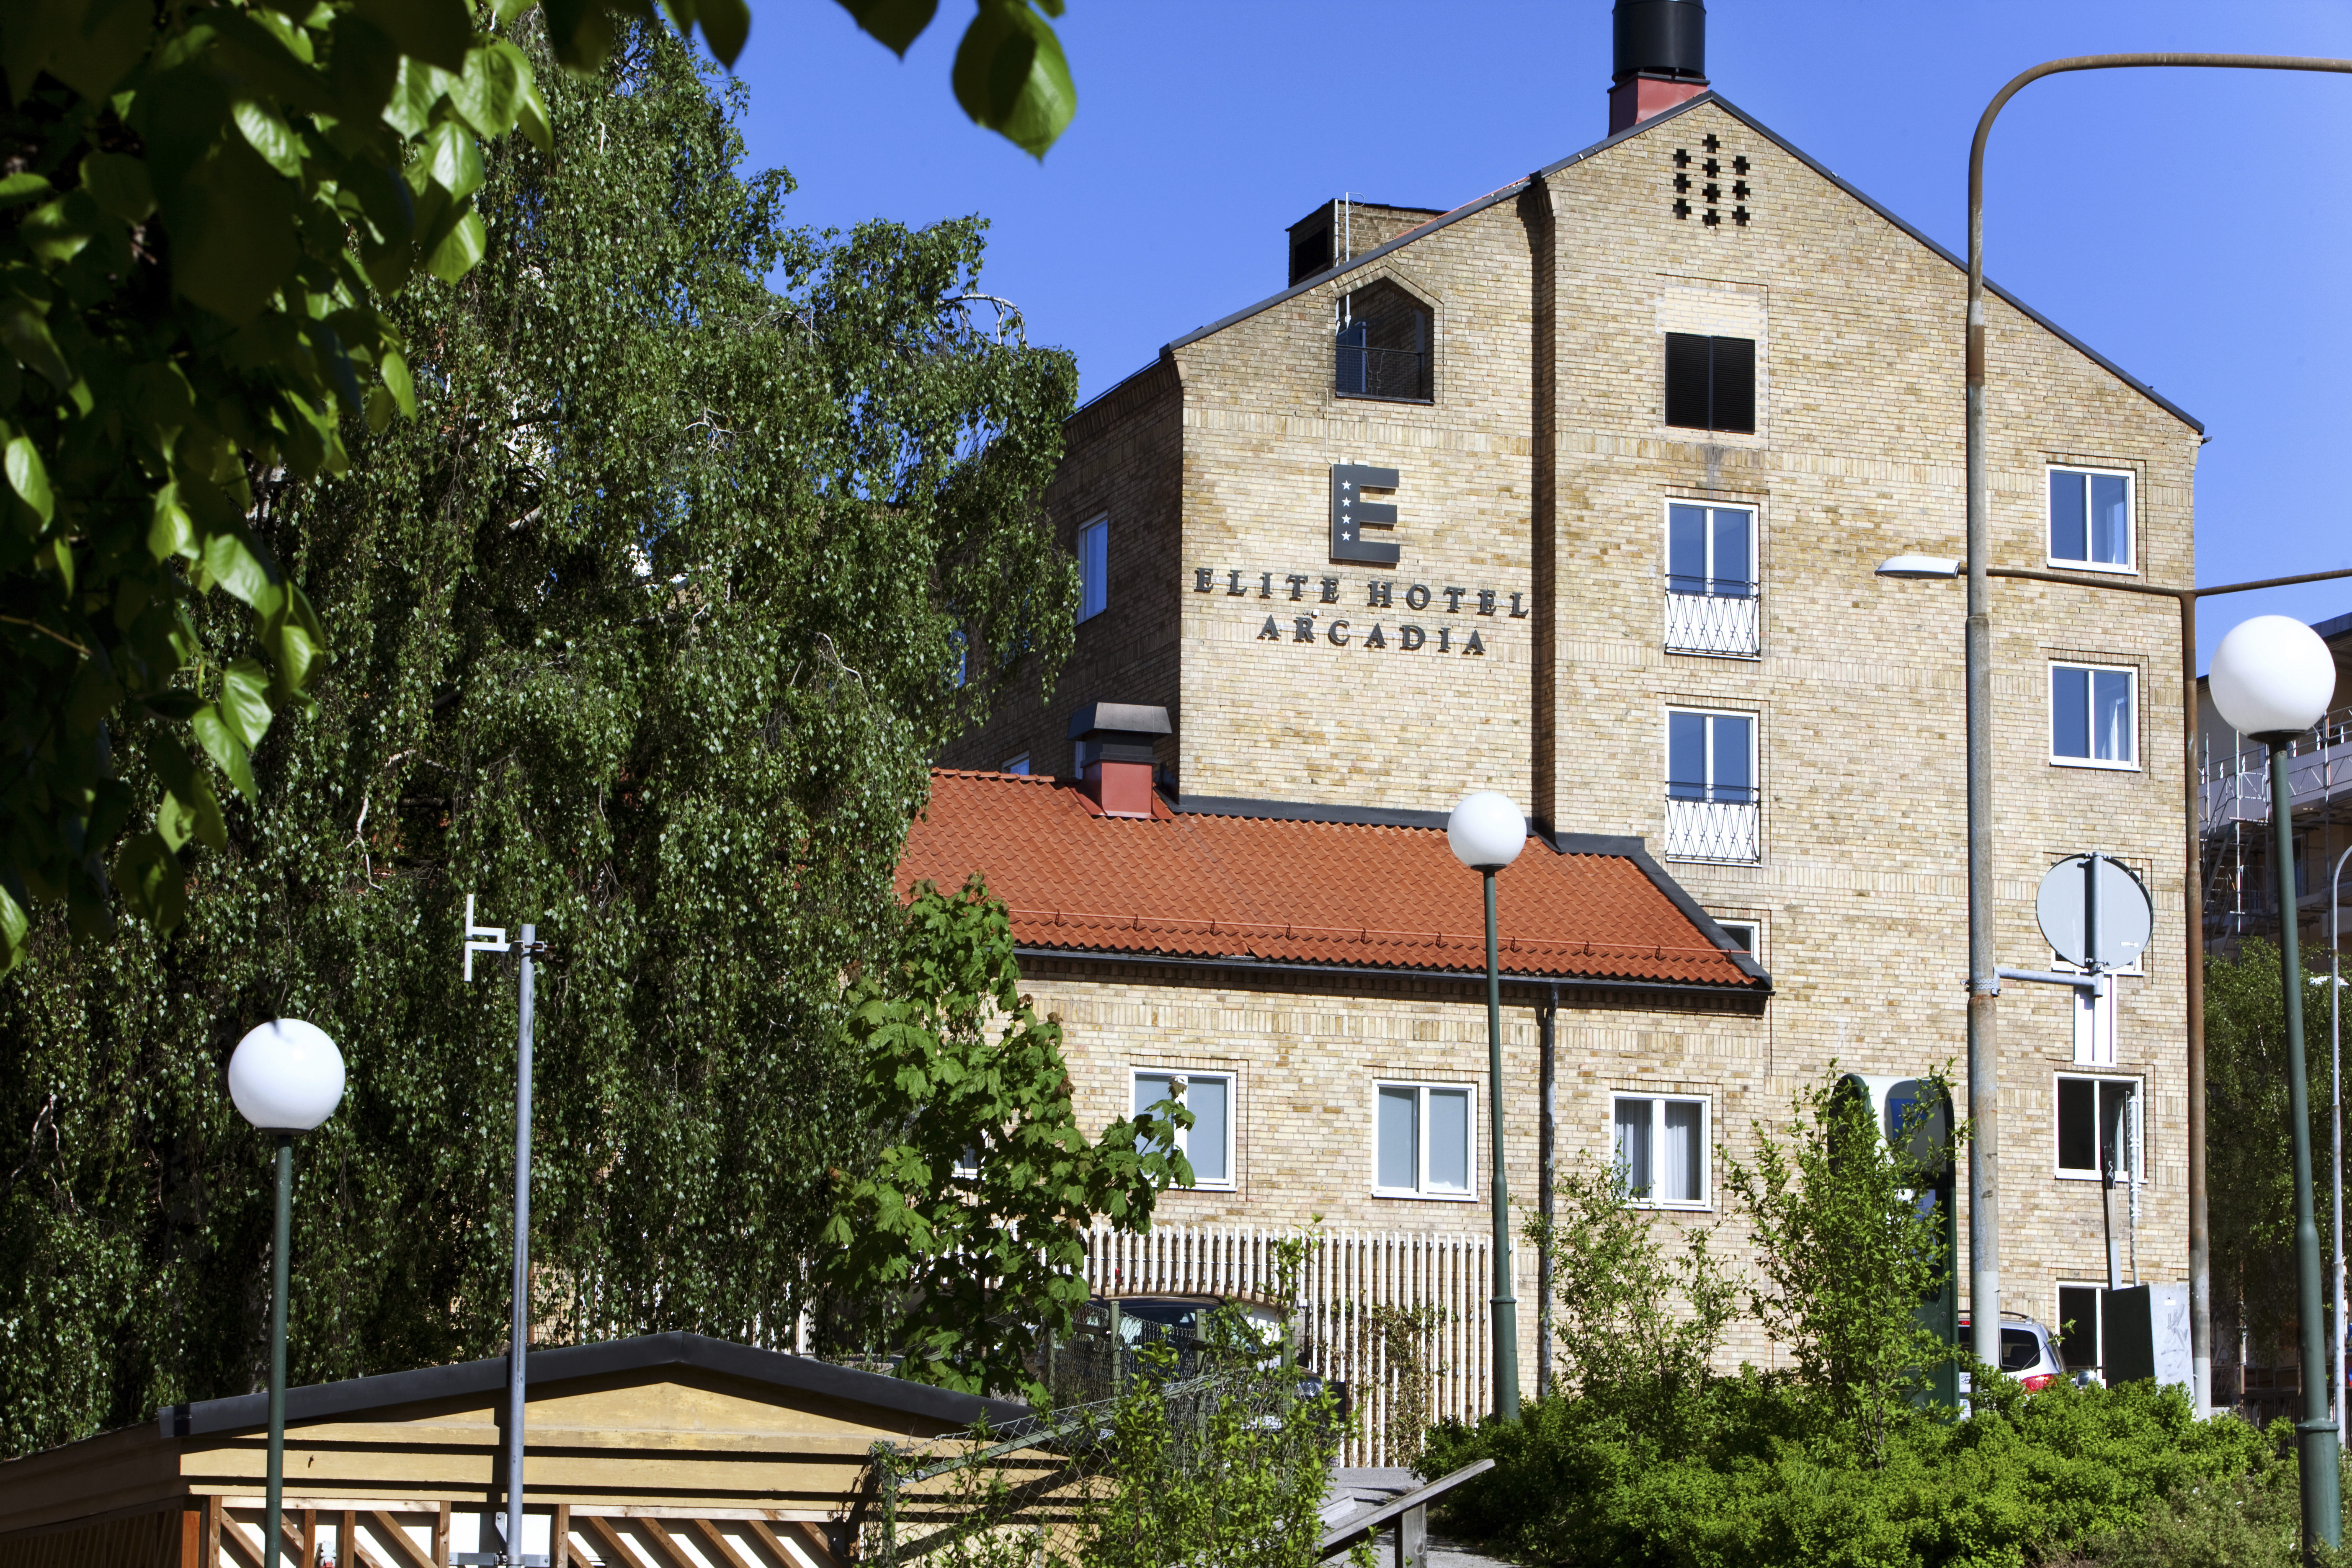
[1723,1073,1957,1460]
[0,0,1074,977]
[825,878,1190,1397]
[0,18,1088,1459]
[1529,1149,1732,1448]
[1422,1377,2297,1568]
[2207,939,2341,1366]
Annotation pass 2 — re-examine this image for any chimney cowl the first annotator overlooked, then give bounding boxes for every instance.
[1068,702,1169,819]
[1612,0,1706,84]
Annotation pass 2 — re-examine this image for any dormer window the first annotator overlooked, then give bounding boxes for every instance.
[1335,280,1432,402]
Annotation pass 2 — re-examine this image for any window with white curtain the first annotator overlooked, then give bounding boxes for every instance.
[1372,1081,1474,1199]
[1133,1070,1233,1188]
[1612,1093,1711,1207]
[2050,662,2138,770]
[1077,514,1109,622]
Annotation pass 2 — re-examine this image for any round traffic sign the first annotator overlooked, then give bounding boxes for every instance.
[2035,854,2153,971]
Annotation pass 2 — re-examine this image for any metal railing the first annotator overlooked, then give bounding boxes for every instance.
[1335,345,1431,402]
[1663,583,1761,657]
[2200,703,2352,831]
[1664,797,1761,863]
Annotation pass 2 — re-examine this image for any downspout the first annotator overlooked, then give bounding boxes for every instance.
[1537,981,1559,1400]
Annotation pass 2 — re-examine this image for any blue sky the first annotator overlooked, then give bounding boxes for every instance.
[727,1,2352,665]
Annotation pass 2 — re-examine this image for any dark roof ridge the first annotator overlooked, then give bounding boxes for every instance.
[1152,92,2197,433]
[156,1330,1027,1440]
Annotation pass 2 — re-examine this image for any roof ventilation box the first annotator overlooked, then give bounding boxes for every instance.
[1068,702,1171,818]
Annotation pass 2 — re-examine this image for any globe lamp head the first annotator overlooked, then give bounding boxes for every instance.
[229,1019,347,1133]
[2209,614,2337,742]
[1448,791,1526,872]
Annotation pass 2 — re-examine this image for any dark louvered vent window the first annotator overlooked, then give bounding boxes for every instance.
[1664,332,1755,433]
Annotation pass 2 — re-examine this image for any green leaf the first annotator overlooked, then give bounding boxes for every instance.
[0,295,72,389]
[381,347,416,417]
[692,0,750,67]
[538,0,615,70]
[198,527,284,616]
[424,205,485,285]
[353,0,471,72]
[381,54,445,139]
[43,0,149,102]
[231,95,305,179]
[0,171,52,207]
[19,192,101,266]
[0,870,26,964]
[218,658,273,749]
[447,42,519,139]
[952,1,1075,158]
[210,10,339,116]
[492,0,534,24]
[836,0,937,57]
[79,150,152,222]
[147,486,196,561]
[5,435,51,526]
[189,704,258,799]
[423,119,485,203]
[512,64,552,157]
[163,141,300,324]
[364,382,395,432]
[111,830,188,932]
[327,11,401,124]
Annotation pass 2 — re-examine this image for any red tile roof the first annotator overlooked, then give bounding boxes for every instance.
[899,771,1762,989]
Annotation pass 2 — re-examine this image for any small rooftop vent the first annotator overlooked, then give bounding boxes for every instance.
[1609,0,1708,134]
[1067,702,1170,818]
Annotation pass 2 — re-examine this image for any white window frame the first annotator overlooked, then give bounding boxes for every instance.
[1610,1091,1715,1210]
[1077,514,1109,623]
[2048,661,2141,772]
[1001,752,1030,776]
[1132,1067,1235,1190]
[2045,464,2137,575]
[1712,918,1761,962]
[1661,498,1759,598]
[1370,1079,1477,1202]
[2053,1071,2144,1184]
[1663,707,1761,864]
[1661,499,1761,658]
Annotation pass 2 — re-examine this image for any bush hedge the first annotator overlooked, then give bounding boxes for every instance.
[1420,1377,2329,1568]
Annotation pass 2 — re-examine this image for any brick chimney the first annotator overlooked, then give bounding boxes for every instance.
[1067,702,1170,818]
[1609,0,1708,135]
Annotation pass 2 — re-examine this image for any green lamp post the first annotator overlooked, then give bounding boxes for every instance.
[1449,789,1527,1424]
[2208,613,2341,1555]
[228,1019,347,1567]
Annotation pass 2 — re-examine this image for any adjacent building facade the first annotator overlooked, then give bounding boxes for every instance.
[925,6,2201,1400]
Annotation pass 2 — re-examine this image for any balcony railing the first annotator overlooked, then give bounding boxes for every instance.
[1335,345,1431,402]
[2199,702,2352,833]
[1664,796,1761,864]
[1663,579,1760,658]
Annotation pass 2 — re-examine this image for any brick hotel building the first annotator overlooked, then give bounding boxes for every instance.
[905,1,2199,1418]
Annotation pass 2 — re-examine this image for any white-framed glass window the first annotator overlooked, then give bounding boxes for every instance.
[1612,1092,1711,1207]
[1077,514,1109,622]
[1664,708,1760,862]
[2050,663,2138,769]
[2054,1073,2141,1182]
[1372,1081,1474,1199]
[1134,1069,1233,1188]
[1712,918,1759,959]
[2048,467,2134,572]
[1663,501,1759,656]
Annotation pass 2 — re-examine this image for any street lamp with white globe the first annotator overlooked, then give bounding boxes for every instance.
[229,1019,346,1568]
[1449,790,1525,1424]
[2207,613,2340,1550]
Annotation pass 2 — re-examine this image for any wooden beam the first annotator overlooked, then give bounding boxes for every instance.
[217,1514,266,1568]
[626,1519,701,1568]
[433,1504,449,1568]
[181,1505,202,1568]
[748,1519,839,1568]
[580,1513,647,1568]
[341,1512,358,1568]
[301,1508,317,1568]
[364,1513,437,1568]
[552,1504,570,1568]
[684,1517,758,1568]
[206,1497,224,1568]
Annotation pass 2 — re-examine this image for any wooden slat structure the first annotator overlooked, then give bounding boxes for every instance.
[0,1333,1024,1568]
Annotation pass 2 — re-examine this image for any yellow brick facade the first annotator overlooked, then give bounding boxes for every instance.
[949,95,2198,1378]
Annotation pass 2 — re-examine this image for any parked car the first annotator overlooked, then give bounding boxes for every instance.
[1957,1313,2075,1409]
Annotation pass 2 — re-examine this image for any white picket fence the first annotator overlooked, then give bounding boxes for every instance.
[1082,1225,1534,1467]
